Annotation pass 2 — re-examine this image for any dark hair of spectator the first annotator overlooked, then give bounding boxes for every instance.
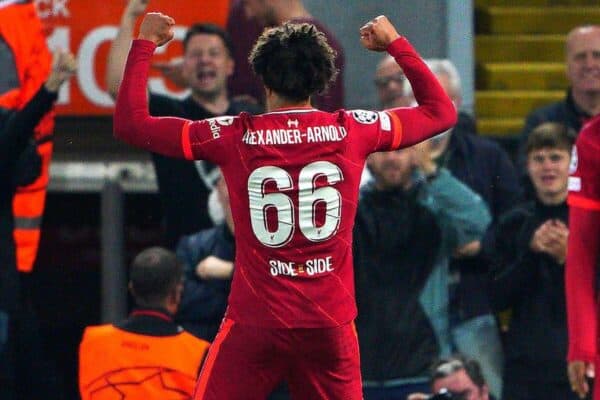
[526,122,576,154]
[129,247,183,308]
[183,23,234,57]
[430,355,486,389]
[249,22,338,102]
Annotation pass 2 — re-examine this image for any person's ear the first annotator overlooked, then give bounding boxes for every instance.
[226,57,235,78]
[480,384,490,400]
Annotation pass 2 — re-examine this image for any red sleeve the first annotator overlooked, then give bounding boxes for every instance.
[385,37,457,149]
[566,207,600,362]
[113,40,193,159]
[566,125,600,362]
[345,37,456,155]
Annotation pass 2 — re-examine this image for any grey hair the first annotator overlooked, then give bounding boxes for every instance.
[404,58,462,100]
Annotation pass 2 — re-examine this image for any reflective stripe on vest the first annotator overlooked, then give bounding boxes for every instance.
[79,325,210,400]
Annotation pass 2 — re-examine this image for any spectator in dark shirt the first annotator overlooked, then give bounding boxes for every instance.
[355,140,490,400]
[487,123,576,400]
[518,25,600,170]
[176,173,234,342]
[405,59,520,399]
[106,0,261,248]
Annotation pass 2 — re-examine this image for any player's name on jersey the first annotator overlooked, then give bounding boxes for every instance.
[242,125,348,146]
[269,256,334,277]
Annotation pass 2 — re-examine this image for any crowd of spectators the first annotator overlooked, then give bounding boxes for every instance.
[1,0,598,399]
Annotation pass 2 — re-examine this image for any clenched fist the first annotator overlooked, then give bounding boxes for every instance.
[360,15,401,52]
[138,12,175,47]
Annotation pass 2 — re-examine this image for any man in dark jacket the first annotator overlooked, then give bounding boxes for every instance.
[518,25,600,170]
[403,59,521,399]
[175,175,234,342]
[107,0,261,248]
[354,140,490,400]
[487,123,576,400]
[0,50,76,400]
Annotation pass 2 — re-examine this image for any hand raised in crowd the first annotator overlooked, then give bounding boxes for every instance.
[195,256,234,280]
[152,57,186,89]
[44,49,77,93]
[568,360,595,399]
[529,219,569,264]
[138,12,175,47]
[412,139,437,177]
[407,393,429,400]
[125,0,149,19]
[360,15,400,52]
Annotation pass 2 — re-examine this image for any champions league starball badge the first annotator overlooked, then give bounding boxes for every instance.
[352,110,379,124]
[569,145,578,174]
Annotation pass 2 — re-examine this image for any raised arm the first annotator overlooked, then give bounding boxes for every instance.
[105,0,149,99]
[360,16,457,148]
[0,50,76,162]
[114,13,195,158]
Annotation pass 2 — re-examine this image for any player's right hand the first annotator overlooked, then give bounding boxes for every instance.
[139,12,175,47]
[126,0,149,18]
[568,360,594,399]
[360,15,400,52]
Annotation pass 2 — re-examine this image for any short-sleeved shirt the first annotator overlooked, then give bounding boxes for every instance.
[179,108,403,328]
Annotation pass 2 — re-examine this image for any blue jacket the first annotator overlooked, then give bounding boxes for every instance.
[175,224,234,341]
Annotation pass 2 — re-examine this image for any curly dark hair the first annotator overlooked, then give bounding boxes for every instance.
[249,22,338,103]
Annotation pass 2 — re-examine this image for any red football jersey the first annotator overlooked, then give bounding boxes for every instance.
[182,108,401,327]
[114,38,456,328]
[566,117,600,362]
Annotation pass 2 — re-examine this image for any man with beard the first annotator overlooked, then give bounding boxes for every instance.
[354,138,490,399]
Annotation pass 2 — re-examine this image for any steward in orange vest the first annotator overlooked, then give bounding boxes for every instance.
[0,39,76,399]
[0,0,54,273]
[79,248,211,400]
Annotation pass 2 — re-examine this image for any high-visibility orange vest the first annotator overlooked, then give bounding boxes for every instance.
[79,325,210,400]
[0,0,53,273]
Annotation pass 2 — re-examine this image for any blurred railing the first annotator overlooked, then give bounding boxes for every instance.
[49,161,157,323]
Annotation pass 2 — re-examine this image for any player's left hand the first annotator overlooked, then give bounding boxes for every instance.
[138,12,175,47]
[360,15,400,52]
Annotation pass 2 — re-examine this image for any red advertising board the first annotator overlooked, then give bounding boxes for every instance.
[36,0,229,115]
